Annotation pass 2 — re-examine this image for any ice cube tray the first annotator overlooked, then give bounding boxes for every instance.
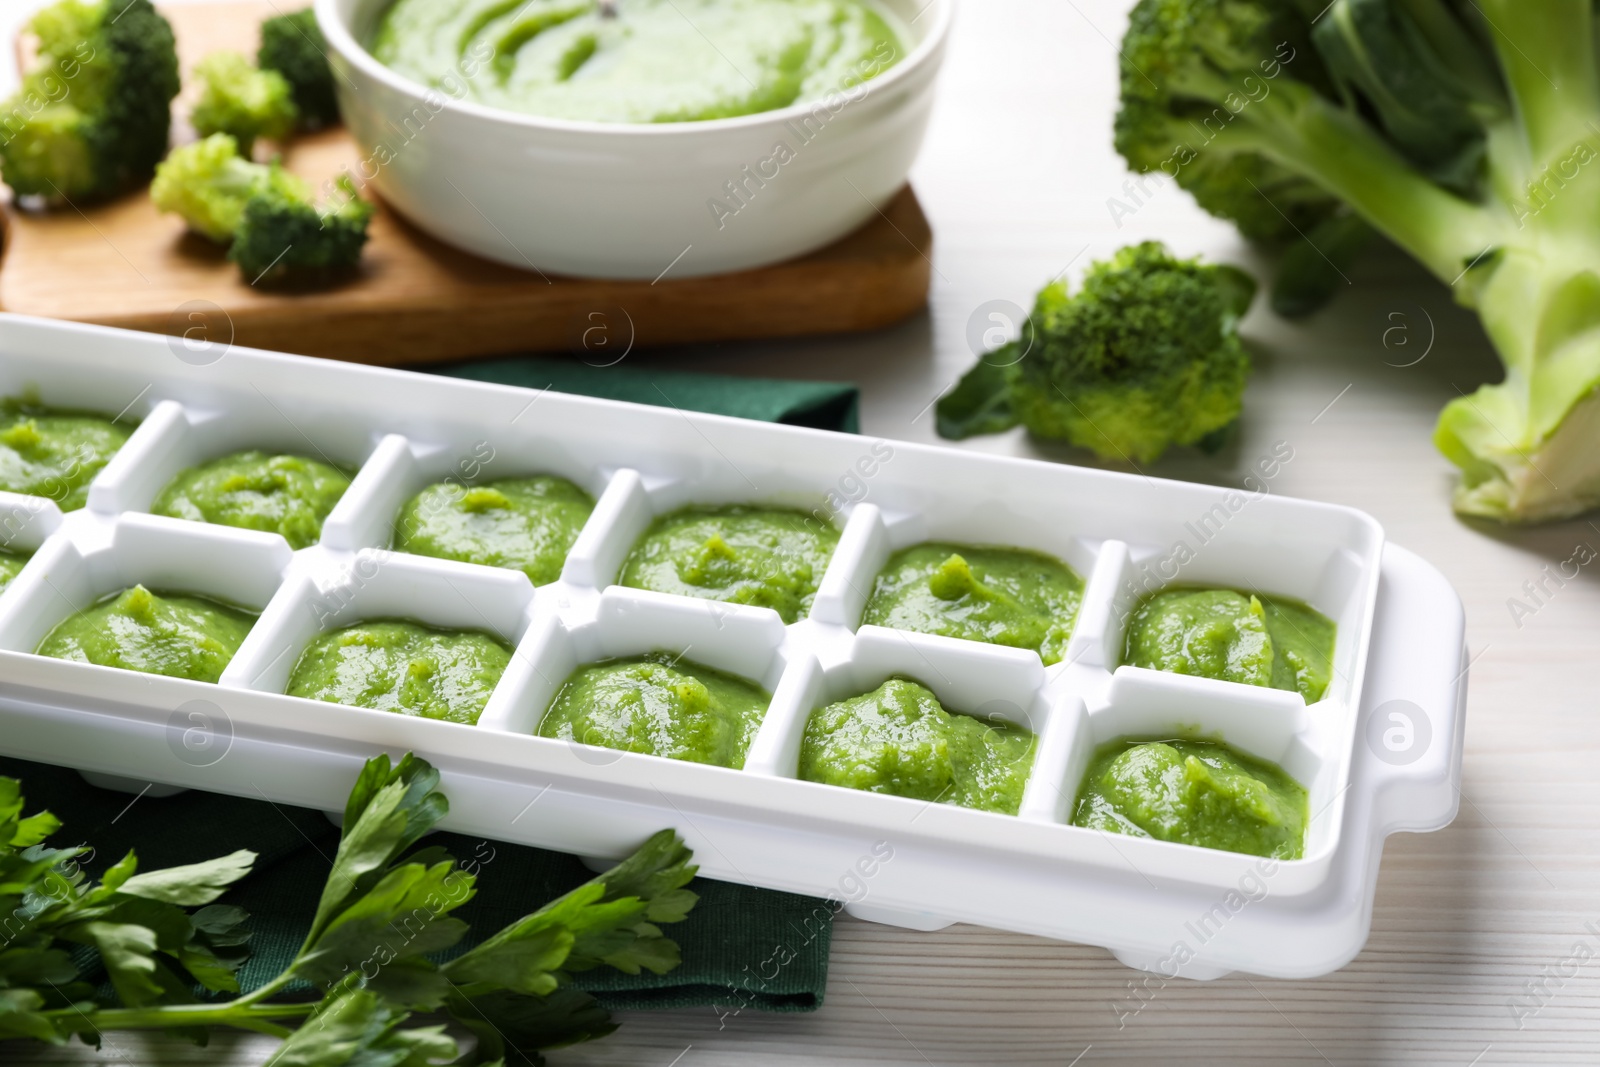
[0,313,1466,980]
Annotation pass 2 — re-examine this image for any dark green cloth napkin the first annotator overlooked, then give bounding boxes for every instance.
[441,355,861,434]
[0,356,860,1014]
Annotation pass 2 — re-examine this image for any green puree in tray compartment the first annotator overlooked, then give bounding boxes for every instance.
[863,543,1083,664]
[1123,588,1336,702]
[0,401,131,511]
[1072,738,1308,860]
[152,450,351,550]
[395,476,594,586]
[799,678,1036,815]
[0,550,29,594]
[370,0,905,125]
[538,653,770,769]
[36,585,255,684]
[621,505,839,624]
[287,620,512,725]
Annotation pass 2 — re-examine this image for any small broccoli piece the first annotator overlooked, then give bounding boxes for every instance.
[151,133,373,284]
[232,174,374,284]
[151,133,303,241]
[0,0,179,202]
[937,243,1256,465]
[259,8,341,129]
[191,52,298,154]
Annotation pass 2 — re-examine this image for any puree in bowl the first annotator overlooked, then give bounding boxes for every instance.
[395,476,594,586]
[36,585,255,683]
[152,451,351,550]
[287,620,512,725]
[1122,588,1336,703]
[620,504,838,624]
[1072,738,1308,860]
[798,678,1036,815]
[862,543,1083,664]
[0,401,132,511]
[538,653,770,768]
[370,0,906,124]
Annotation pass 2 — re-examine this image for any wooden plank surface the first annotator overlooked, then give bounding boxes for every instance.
[4,0,1600,1065]
[0,1,932,365]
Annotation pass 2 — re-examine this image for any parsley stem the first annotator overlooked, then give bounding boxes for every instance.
[44,1001,317,1034]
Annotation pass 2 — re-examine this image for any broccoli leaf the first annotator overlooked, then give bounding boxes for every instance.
[1270,212,1375,318]
[935,352,1021,440]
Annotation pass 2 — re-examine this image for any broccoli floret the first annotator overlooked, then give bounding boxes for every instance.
[259,8,341,129]
[151,133,373,284]
[1114,0,1600,523]
[1114,0,1341,245]
[937,243,1257,464]
[231,174,374,284]
[150,132,302,241]
[191,52,298,154]
[0,0,179,202]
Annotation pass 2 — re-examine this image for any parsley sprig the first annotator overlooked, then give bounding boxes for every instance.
[0,754,697,1064]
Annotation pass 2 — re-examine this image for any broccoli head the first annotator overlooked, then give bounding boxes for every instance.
[937,243,1257,465]
[151,134,373,285]
[1114,0,1600,523]
[0,0,179,202]
[1114,0,1340,245]
[259,8,342,129]
[191,52,298,155]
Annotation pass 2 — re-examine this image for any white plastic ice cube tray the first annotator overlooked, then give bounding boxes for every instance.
[0,314,1466,980]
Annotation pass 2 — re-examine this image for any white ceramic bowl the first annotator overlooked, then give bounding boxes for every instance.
[315,0,952,280]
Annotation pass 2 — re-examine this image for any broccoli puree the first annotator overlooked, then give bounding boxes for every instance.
[0,550,29,594]
[620,505,838,624]
[0,402,131,511]
[538,653,770,768]
[1123,588,1336,702]
[862,543,1083,664]
[286,620,511,725]
[1072,738,1308,860]
[799,678,1036,815]
[395,476,594,586]
[370,0,905,124]
[36,585,255,683]
[152,450,351,550]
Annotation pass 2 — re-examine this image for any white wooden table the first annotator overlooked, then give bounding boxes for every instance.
[5,1,1599,1064]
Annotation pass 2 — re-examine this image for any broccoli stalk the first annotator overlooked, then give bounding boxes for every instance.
[191,52,298,154]
[1115,0,1600,522]
[259,8,342,129]
[937,242,1257,464]
[0,0,179,202]
[151,133,373,284]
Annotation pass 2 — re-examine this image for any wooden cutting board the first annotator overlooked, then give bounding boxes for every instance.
[0,1,932,366]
